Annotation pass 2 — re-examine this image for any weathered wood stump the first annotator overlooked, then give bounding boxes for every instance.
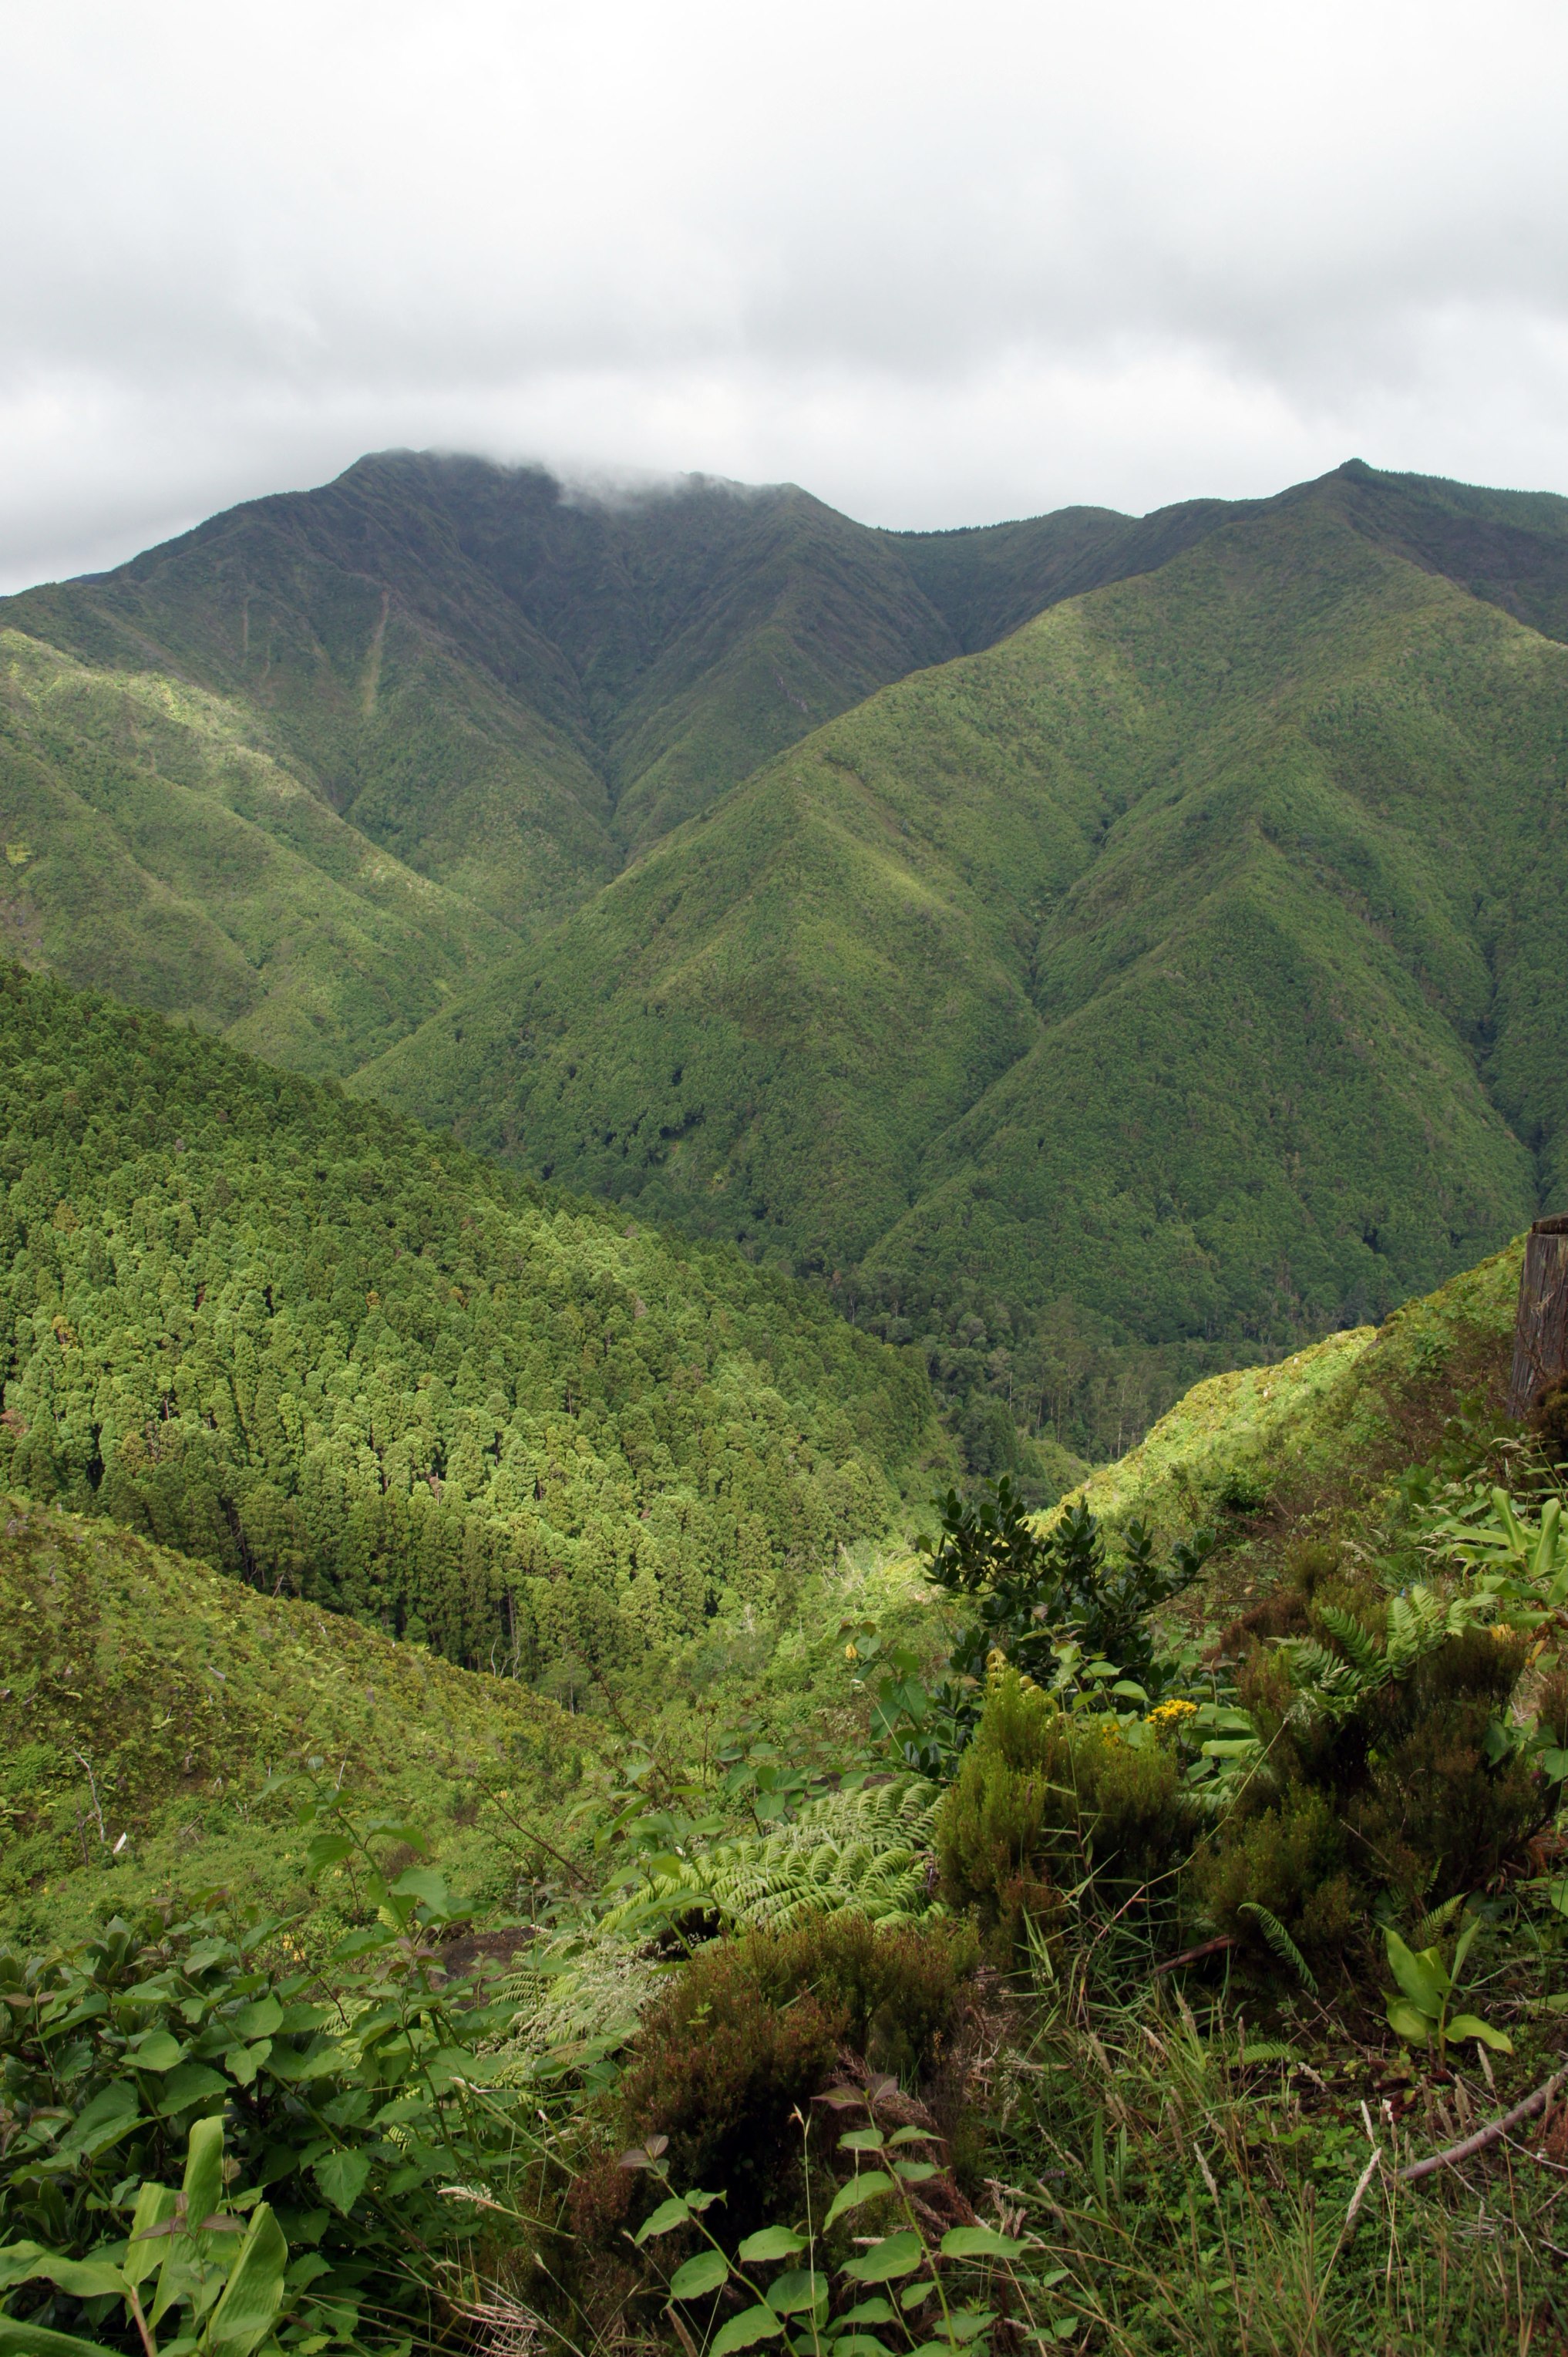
[1506,1214,1568,1420]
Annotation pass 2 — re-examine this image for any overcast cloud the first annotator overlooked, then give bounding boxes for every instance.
[3,0,1566,588]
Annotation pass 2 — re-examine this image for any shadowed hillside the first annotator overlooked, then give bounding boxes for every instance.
[363,467,1568,1454]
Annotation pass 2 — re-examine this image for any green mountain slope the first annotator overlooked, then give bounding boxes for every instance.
[0,1487,570,1937]
[0,455,967,915]
[0,965,938,1684]
[362,466,1568,1454]
[0,629,514,1073]
[0,452,1297,1031]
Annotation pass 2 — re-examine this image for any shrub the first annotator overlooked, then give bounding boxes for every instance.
[1189,1788,1349,1960]
[735,1911,977,2080]
[602,1911,968,2241]
[935,1669,1196,1945]
[0,1892,532,2353]
[1206,1582,1549,1958]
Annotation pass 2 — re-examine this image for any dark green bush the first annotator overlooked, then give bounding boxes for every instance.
[1203,1567,1550,1960]
[601,1912,974,2236]
[935,1669,1196,1945]
[1188,1788,1349,1957]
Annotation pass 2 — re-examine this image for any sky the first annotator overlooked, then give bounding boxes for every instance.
[3,0,1566,591]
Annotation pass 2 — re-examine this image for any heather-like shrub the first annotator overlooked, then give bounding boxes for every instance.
[935,1670,1196,1943]
[600,1913,975,2239]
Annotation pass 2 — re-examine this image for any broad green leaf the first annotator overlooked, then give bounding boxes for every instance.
[0,2254,124,2299]
[824,2170,896,2227]
[389,1867,452,1918]
[183,2115,227,2232]
[125,2184,179,2288]
[1446,2013,1514,2053]
[200,2203,288,2357]
[1385,1930,1448,2016]
[159,2062,229,2113]
[843,2231,924,2283]
[58,2080,140,2158]
[887,2127,937,2147]
[839,2129,885,2153]
[709,2305,786,2356]
[363,1818,430,1854]
[1540,1749,1568,1782]
[232,1997,284,2040]
[633,2195,691,2245]
[224,2041,271,2088]
[736,2227,808,2262]
[765,2268,826,2316]
[261,2042,341,2086]
[940,2227,1025,2261]
[669,2248,729,2299]
[0,2323,109,2356]
[0,2244,49,2291]
[1385,1998,1432,2046]
[305,1833,355,1876]
[838,2301,897,2326]
[828,2338,891,2355]
[132,2029,186,2071]
[893,2161,940,2184]
[312,2149,371,2215]
[1451,1914,1482,1982]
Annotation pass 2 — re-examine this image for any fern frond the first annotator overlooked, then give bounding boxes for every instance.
[1238,1901,1320,1996]
[1317,1604,1385,1679]
[486,1776,942,2079]
[1410,1891,1465,1948]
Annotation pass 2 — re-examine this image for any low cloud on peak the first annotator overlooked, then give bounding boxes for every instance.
[4,0,1566,590]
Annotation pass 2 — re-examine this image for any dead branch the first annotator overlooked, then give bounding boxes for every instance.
[1398,2067,1568,2184]
[1149,1934,1238,1977]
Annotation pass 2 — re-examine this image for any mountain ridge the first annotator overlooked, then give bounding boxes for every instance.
[5,450,1568,1459]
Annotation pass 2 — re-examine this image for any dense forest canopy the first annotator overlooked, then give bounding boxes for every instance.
[0,967,936,1681]
[5,453,1568,1466]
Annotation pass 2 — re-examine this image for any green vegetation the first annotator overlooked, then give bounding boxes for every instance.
[8,453,1568,1469]
[0,1487,572,1941]
[0,965,937,1684]
[9,447,1568,2352]
[0,630,514,1076]
[6,1237,1568,2352]
[367,465,1568,1461]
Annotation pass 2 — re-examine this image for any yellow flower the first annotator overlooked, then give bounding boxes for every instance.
[1148,1697,1199,1740]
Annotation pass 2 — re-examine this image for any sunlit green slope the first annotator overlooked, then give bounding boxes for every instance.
[0,631,514,1073]
[1059,1234,1524,1621]
[0,965,940,1685]
[363,471,1567,1437]
[0,456,973,918]
[0,1488,568,1939]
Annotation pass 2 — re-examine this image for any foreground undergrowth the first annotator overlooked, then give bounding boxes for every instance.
[4,1263,1568,2355]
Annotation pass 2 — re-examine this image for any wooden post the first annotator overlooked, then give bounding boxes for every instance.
[1506,1214,1568,1420]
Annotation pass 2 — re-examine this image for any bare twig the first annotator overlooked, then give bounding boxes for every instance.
[72,1751,106,1844]
[1150,1934,1238,1977]
[1398,2068,1567,2184]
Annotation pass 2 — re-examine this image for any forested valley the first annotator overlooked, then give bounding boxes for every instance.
[4,453,1568,2357]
